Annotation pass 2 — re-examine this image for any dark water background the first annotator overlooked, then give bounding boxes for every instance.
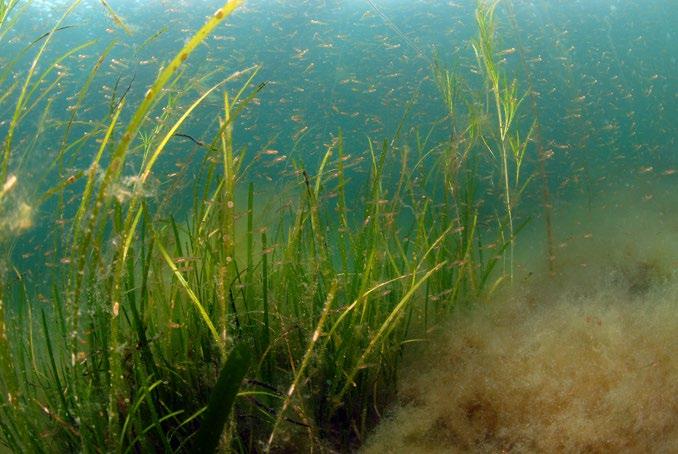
[1,0,676,282]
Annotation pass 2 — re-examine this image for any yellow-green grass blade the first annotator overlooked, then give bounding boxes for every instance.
[156,237,221,348]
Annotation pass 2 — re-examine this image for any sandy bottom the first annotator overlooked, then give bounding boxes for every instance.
[362,184,678,453]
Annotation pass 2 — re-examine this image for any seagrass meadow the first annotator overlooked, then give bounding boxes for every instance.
[0,0,676,452]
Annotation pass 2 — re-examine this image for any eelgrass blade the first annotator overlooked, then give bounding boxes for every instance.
[119,379,164,449]
[18,39,97,125]
[266,280,338,451]
[54,40,117,170]
[194,343,251,453]
[99,0,132,36]
[156,236,222,349]
[1,0,82,183]
[39,309,75,436]
[0,0,26,46]
[334,225,452,407]
[139,78,229,183]
[103,0,243,187]
[261,230,272,383]
[0,283,19,402]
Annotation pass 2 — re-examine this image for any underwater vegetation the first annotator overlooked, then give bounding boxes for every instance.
[363,187,678,452]
[0,0,675,452]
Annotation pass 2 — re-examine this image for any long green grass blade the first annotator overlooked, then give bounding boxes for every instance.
[194,344,250,453]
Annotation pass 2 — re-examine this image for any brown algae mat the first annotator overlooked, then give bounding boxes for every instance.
[363,189,678,453]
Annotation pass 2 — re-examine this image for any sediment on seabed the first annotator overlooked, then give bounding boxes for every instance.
[363,188,678,453]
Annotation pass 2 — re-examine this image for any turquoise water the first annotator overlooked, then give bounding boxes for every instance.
[3,1,675,262]
[4,4,676,199]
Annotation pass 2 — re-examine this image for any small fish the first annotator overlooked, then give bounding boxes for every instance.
[496,47,516,56]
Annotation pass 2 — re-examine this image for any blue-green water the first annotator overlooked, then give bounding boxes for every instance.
[0,0,674,290]
[3,7,676,185]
